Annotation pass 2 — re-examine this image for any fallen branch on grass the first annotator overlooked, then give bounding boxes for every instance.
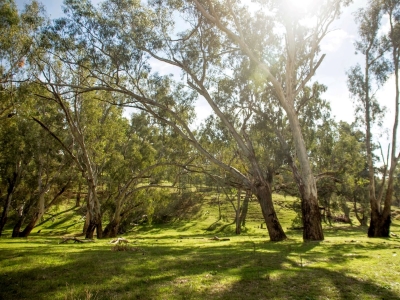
[59,237,95,244]
[209,236,230,241]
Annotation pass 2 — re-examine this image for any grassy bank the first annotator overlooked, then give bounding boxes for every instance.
[0,195,399,299]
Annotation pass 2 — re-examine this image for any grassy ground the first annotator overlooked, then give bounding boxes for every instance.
[1,195,400,300]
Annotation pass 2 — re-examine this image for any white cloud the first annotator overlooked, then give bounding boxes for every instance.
[321,29,353,53]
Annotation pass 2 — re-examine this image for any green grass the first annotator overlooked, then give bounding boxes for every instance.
[0,195,400,300]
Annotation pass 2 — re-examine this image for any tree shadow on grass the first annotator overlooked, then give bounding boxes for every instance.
[37,207,77,227]
[0,238,399,300]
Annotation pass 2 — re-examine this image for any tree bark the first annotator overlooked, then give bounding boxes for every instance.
[253,183,286,241]
[286,108,324,241]
[235,189,241,235]
[84,176,102,239]
[75,182,82,207]
[12,217,24,237]
[19,215,39,237]
[0,186,14,236]
[0,172,19,236]
[103,218,121,238]
[240,190,250,227]
[368,208,391,237]
[19,184,68,237]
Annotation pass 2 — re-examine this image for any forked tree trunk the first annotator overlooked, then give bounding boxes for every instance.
[368,209,391,237]
[85,209,102,239]
[253,183,286,241]
[368,175,394,237]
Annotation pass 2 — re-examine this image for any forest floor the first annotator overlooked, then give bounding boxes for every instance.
[1,194,400,300]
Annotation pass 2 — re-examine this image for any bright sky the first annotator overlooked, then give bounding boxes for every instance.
[15,0,397,148]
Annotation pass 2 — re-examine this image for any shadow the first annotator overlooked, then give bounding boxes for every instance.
[37,207,77,227]
[1,236,398,300]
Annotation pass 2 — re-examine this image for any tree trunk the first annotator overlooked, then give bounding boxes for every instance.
[12,216,24,237]
[253,183,286,241]
[368,172,394,237]
[368,208,391,237]
[76,182,82,207]
[235,189,241,235]
[85,210,102,239]
[85,178,102,239]
[301,192,324,241]
[240,190,250,227]
[19,214,39,237]
[353,196,368,226]
[19,182,69,238]
[0,191,13,236]
[103,218,121,238]
[286,108,324,241]
[83,211,89,235]
[0,173,18,236]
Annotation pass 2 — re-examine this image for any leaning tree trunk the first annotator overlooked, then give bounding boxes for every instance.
[103,217,121,238]
[19,184,68,238]
[253,182,287,241]
[19,190,46,238]
[0,173,19,236]
[103,202,123,238]
[19,214,39,237]
[12,217,25,237]
[0,189,14,236]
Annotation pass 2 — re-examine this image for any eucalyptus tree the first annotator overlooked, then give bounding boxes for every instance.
[0,0,47,232]
[36,0,287,240]
[179,0,353,240]
[32,73,130,238]
[347,0,400,237]
[308,120,368,225]
[37,0,349,241]
[0,0,45,126]
[0,82,74,237]
[14,84,74,237]
[0,98,27,236]
[101,112,195,237]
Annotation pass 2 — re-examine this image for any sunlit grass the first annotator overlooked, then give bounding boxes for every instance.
[1,194,399,299]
